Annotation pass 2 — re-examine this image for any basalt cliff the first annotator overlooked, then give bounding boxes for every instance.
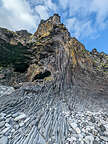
[0,14,108,88]
[0,14,108,144]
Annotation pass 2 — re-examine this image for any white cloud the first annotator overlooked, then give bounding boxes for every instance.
[66,18,96,39]
[28,0,57,11]
[90,0,108,28]
[59,0,108,39]
[0,0,39,32]
[44,0,57,11]
[35,5,49,20]
[59,0,68,10]
[34,0,57,20]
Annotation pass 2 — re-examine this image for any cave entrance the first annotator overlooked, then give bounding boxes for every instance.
[33,70,51,81]
[14,63,29,73]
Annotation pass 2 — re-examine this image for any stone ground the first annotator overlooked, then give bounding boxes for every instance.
[0,84,108,144]
[0,85,14,98]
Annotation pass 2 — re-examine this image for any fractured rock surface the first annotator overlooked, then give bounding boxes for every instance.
[0,83,108,144]
[0,14,108,144]
[0,85,14,97]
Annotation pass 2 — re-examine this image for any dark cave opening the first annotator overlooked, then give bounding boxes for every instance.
[14,63,29,73]
[33,70,51,81]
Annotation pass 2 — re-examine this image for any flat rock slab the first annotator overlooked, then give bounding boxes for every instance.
[0,85,14,97]
[0,121,5,128]
[0,136,8,144]
[14,113,26,121]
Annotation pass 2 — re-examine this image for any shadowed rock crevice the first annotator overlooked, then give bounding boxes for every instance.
[33,70,51,81]
[14,63,29,73]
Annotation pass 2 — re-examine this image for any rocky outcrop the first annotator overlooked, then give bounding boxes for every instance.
[1,14,108,87]
[27,14,108,90]
[34,14,61,37]
[0,27,32,45]
[0,14,108,144]
[0,28,33,86]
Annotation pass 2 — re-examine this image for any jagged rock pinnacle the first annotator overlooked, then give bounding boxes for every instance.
[34,14,61,37]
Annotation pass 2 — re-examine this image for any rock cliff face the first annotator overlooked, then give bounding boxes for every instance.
[27,14,108,92]
[0,27,32,86]
[0,14,108,144]
[34,14,61,37]
[0,14,108,87]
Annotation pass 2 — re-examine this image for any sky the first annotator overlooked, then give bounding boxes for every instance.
[0,0,108,53]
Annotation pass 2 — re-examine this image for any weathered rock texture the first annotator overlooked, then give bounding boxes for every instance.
[0,14,108,144]
[0,14,108,87]
[0,28,32,86]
